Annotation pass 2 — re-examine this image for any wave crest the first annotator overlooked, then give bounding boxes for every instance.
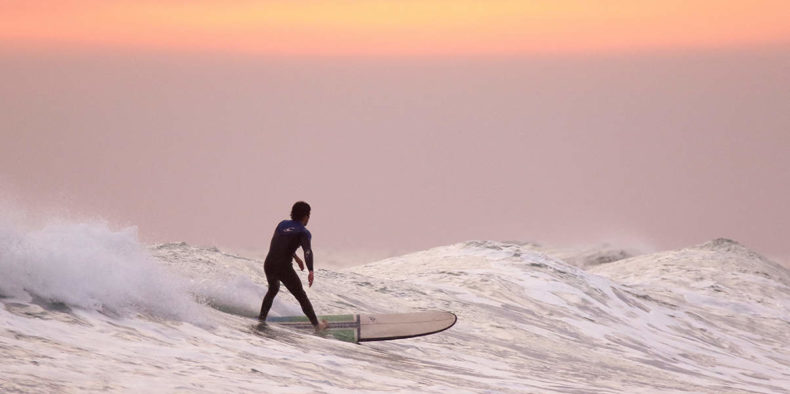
[0,219,203,321]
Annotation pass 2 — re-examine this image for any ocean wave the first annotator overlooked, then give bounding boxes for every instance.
[0,220,203,321]
[2,229,789,392]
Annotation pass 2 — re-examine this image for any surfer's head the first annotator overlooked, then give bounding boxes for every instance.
[291,201,311,225]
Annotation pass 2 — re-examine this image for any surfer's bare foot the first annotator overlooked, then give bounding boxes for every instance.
[316,319,329,332]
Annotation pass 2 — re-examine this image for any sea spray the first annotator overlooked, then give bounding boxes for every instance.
[0,219,203,322]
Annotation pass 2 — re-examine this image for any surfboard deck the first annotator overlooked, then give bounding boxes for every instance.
[266,311,457,343]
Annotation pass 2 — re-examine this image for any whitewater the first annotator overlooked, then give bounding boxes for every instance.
[1,220,789,393]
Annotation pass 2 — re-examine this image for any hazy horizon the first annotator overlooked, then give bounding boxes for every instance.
[2,44,788,265]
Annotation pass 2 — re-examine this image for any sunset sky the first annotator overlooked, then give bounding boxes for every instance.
[1,1,789,265]
[2,1,790,55]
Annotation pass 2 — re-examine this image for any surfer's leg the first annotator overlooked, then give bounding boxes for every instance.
[258,271,281,321]
[280,268,319,326]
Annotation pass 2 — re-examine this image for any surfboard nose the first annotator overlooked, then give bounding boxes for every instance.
[358,311,457,342]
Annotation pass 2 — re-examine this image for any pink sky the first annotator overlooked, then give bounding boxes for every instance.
[1,47,788,264]
[1,1,789,263]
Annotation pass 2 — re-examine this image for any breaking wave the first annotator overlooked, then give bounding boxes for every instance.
[1,215,789,392]
[0,218,203,321]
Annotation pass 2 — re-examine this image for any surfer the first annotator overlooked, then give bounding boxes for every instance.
[259,201,329,331]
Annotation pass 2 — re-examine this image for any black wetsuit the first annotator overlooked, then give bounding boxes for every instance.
[258,220,318,326]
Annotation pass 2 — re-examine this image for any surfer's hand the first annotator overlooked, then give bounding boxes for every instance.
[308,271,314,287]
[293,254,305,271]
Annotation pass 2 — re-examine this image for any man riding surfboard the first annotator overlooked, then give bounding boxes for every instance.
[258,201,328,331]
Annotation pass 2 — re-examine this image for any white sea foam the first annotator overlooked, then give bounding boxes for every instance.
[0,218,203,321]
[150,242,301,317]
[2,222,790,392]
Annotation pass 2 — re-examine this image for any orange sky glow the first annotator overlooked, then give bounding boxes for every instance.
[2,1,790,55]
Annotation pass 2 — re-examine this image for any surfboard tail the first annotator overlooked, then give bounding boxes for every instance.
[268,311,457,343]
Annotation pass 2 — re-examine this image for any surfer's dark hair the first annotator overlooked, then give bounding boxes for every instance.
[291,201,311,221]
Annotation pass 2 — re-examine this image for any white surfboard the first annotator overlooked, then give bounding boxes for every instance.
[267,311,457,343]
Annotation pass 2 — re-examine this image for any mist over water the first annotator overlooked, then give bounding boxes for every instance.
[0,216,202,321]
[1,47,789,258]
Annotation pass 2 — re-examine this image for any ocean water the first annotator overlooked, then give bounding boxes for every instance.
[1,220,789,393]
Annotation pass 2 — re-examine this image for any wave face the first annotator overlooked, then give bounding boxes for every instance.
[1,221,789,392]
